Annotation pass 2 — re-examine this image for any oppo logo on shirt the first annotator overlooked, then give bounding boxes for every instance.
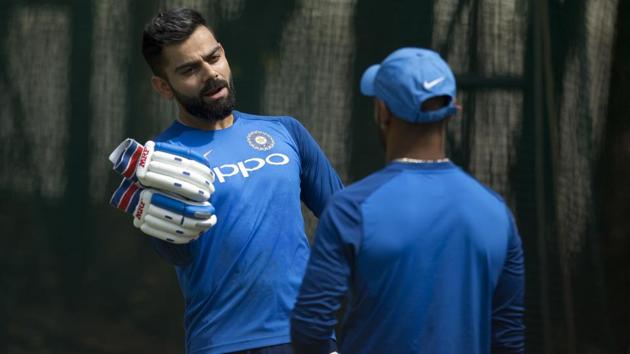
[213,153,290,183]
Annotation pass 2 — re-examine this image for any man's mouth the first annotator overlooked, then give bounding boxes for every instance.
[204,87,227,100]
[201,82,228,100]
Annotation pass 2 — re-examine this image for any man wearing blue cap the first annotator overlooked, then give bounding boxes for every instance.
[290,48,525,354]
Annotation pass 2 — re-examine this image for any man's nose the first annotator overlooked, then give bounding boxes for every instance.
[200,62,220,80]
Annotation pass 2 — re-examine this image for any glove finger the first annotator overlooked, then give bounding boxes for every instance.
[182,214,217,230]
[145,203,185,224]
[146,204,216,231]
[139,223,197,244]
[152,150,214,182]
[145,202,215,231]
[150,193,215,219]
[143,214,200,238]
[148,160,215,195]
[183,204,216,219]
[154,142,210,167]
[142,172,210,201]
[147,194,217,232]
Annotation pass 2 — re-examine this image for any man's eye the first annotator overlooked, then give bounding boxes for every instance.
[209,55,220,63]
[181,67,197,75]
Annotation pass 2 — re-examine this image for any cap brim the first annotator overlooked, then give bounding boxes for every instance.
[360,64,380,96]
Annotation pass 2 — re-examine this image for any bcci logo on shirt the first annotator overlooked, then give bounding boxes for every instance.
[247,131,275,151]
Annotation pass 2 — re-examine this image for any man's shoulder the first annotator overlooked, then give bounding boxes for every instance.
[456,168,508,205]
[236,110,297,125]
[450,169,515,226]
[153,121,182,142]
[329,167,399,210]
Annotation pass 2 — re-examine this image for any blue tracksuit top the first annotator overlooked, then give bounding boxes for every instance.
[291,161,525,354]
[150,111,343,354]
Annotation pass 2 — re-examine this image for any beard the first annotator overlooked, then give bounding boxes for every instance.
[171,77,236,121]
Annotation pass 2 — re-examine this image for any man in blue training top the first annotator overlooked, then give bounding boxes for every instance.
[291,48,525,354]
[116,8,342,354]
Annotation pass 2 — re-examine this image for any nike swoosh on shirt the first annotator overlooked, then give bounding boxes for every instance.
[203,149,213,158]
[423,77,445,90]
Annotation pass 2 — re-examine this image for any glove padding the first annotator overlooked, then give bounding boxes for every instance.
[110,179,217,244]
[109,138,215,202]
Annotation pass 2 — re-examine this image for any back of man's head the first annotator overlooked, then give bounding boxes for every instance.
[360,48,457,123]
[142,8,208,76]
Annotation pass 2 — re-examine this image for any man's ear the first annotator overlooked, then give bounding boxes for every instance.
[374,99,391,130]
[151,75,174,99]
[454,98,462,113]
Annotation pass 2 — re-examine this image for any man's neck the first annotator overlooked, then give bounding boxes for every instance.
[385,144,446,163]
[384,120,446,163]
[178,110,235,131]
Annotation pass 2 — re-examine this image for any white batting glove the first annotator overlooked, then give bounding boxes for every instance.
[109,138,214,202]
[110,179,216,244]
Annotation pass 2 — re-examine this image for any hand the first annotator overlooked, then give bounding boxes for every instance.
[110,179,217,244]
[109,138,215,202]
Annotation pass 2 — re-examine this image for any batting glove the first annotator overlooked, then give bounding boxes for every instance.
[110,179,217,244]
[109,138,214,202]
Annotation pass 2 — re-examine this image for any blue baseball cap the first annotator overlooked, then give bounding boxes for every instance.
[360,47,457,123]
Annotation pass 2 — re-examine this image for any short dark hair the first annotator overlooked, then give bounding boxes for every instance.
[142,8,210,76]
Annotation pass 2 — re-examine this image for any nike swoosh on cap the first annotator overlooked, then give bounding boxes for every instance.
[423,77,445,90]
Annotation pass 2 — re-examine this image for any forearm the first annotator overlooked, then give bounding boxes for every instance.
[149,237,192,266]
[492,210,525,353]
[290,320,335,354]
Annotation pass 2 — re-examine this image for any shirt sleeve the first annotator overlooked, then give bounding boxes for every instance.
[149,238,193,267]
[278,117,344,217]
[291,194,362,354]
[492,208,526,353]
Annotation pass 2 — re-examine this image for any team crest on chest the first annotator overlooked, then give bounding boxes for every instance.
[247,131,275,151]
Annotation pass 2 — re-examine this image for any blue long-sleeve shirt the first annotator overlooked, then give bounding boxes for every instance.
[291,161,524,354]
[148,111,343,354]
